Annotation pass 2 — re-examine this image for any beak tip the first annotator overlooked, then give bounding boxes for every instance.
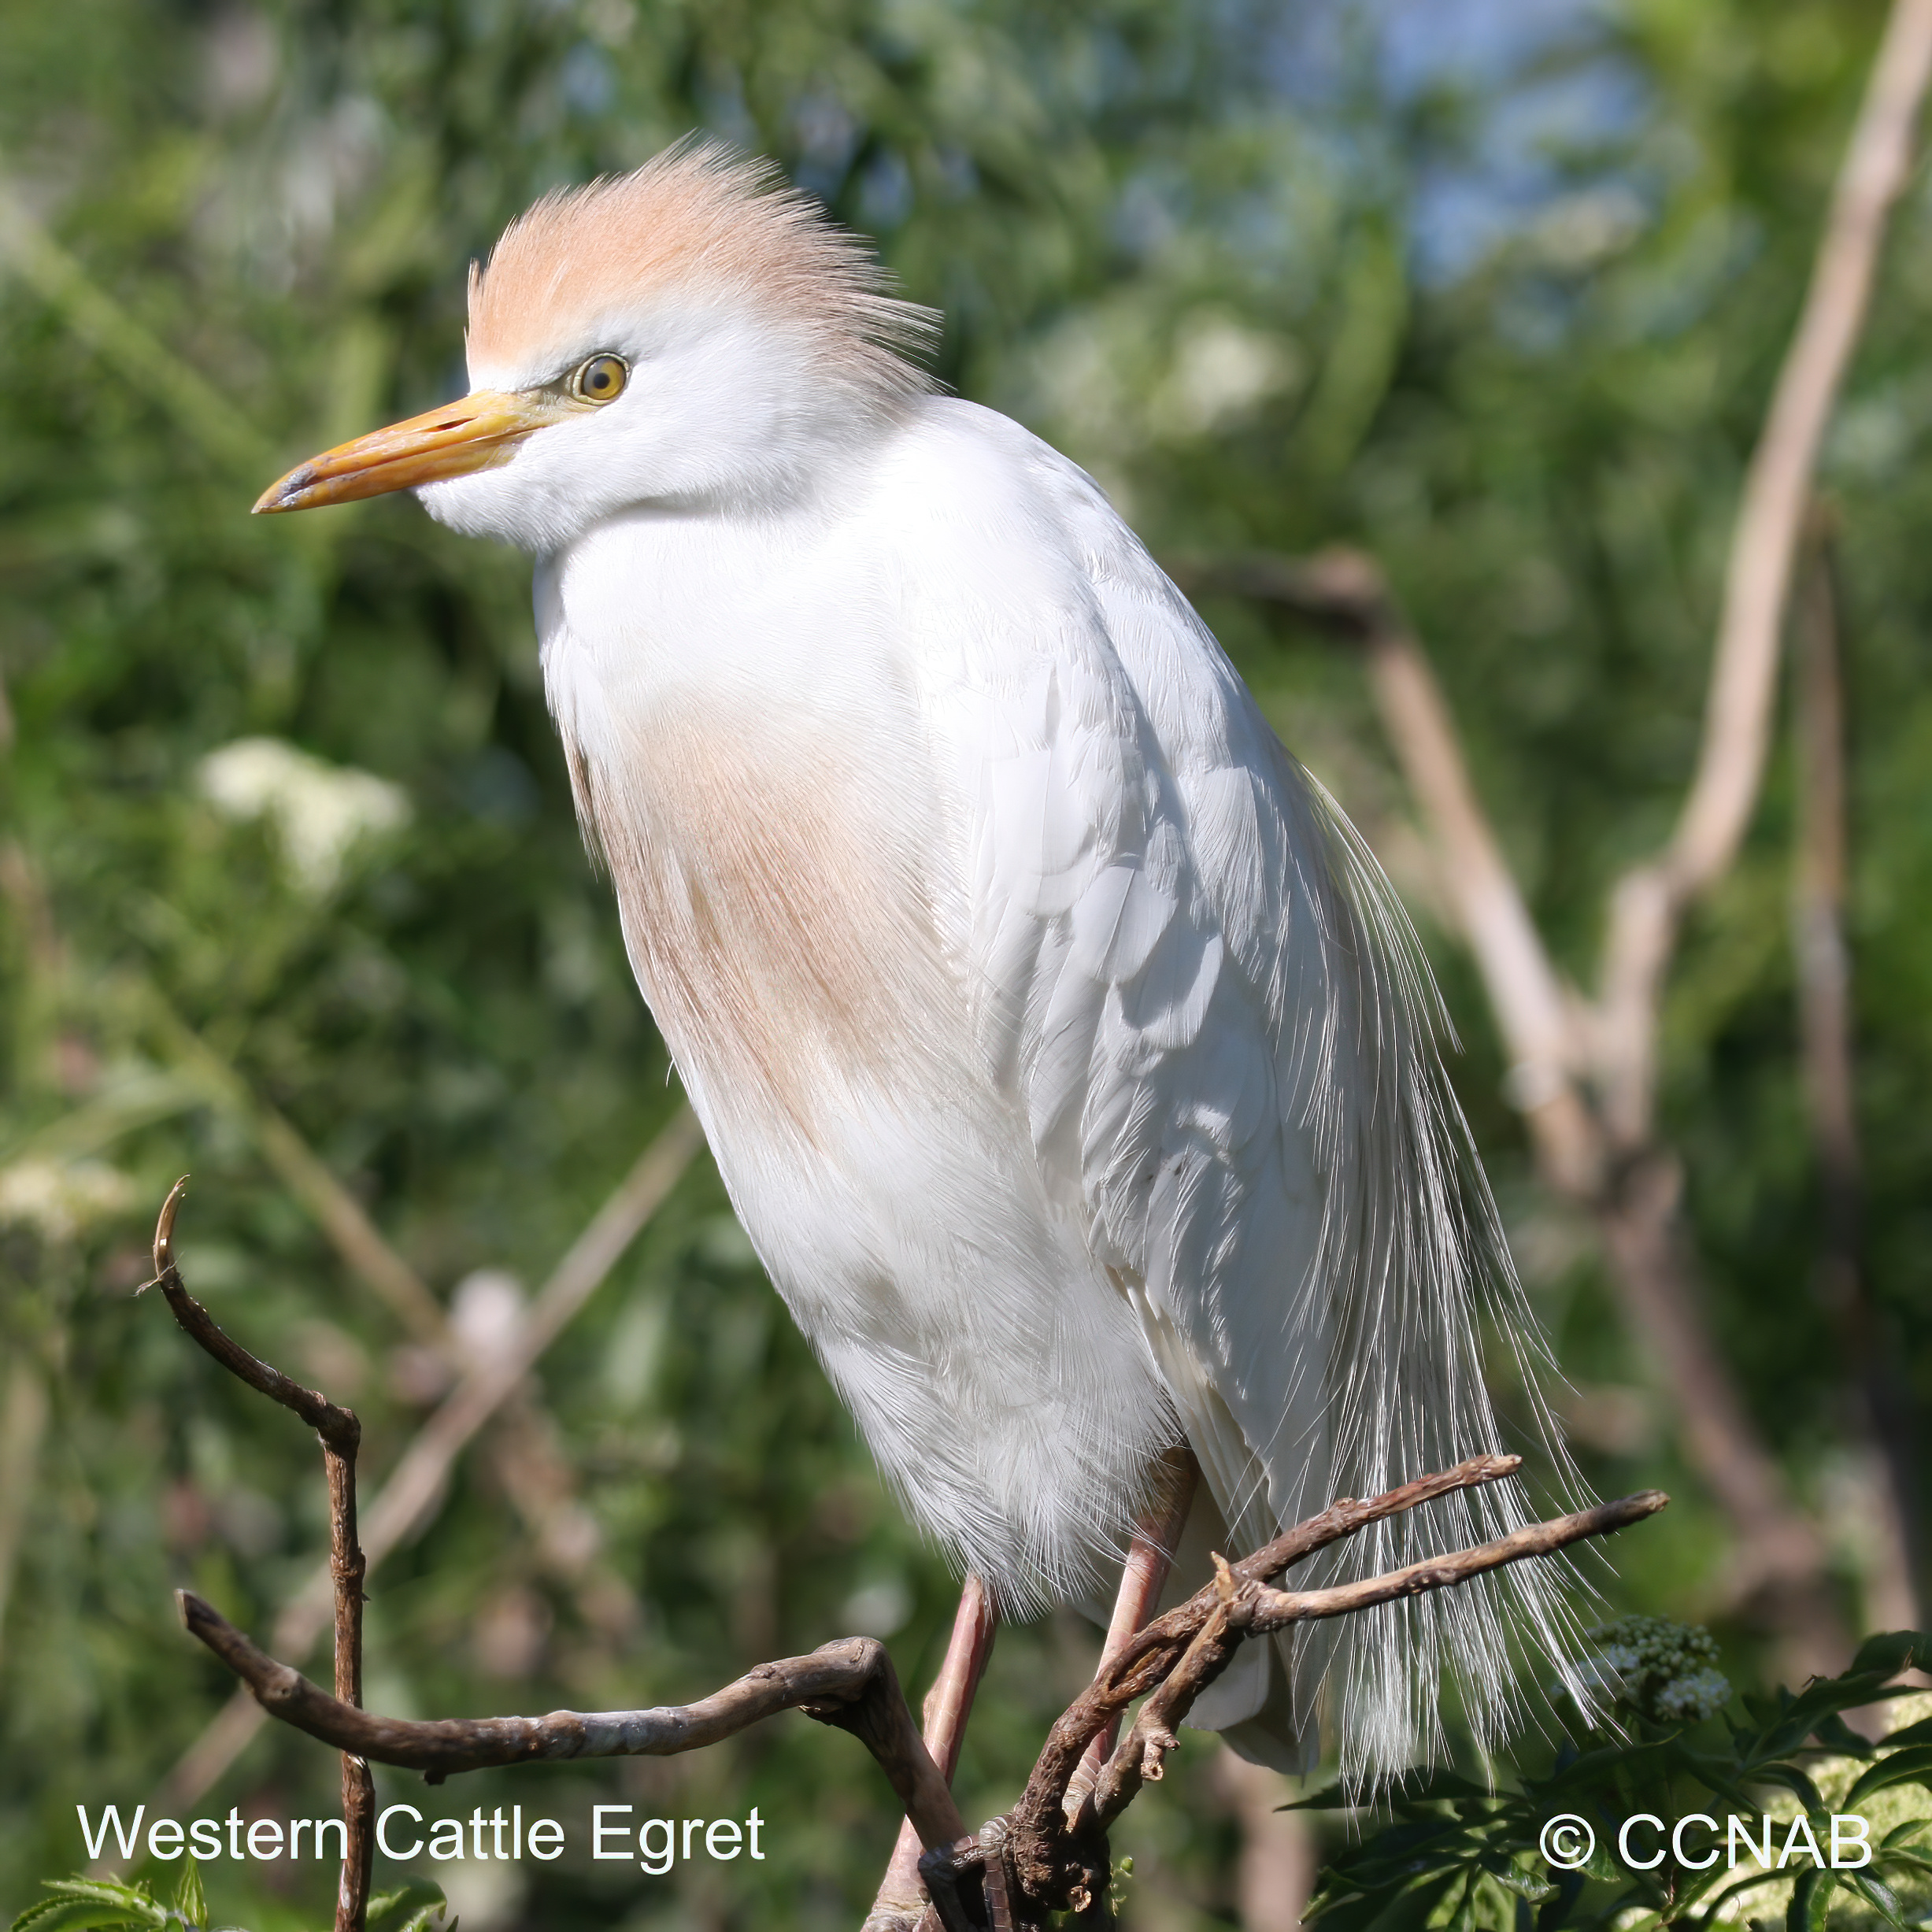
[253,468,313,515]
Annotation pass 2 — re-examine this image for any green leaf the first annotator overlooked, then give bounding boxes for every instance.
[1844,1744,1932,1810]
[1874,1853,1932,1883]
[1740,1641,1929,1761]
[1578,1826,1625,1888]
[1688,1865,1797,1930]
[1486,1864,1555,1904]
[1675,1842,1763,1919]
[1804,1712,1877,1760]
[1290,1786,1368,1813]
[1324,1814,1488,1882]
[1545,1734,1690,1797]
[1846,1633,1928,1680]
[368,1882,449,1932]
[1390,1769,1501,1805]
[1786,1867,1835,1932]
[1845,1872,1908,1929]
[1305,1862,1469,1932]
[1748,1764,1827,1815]
[168,1860,205,1932]
[6,1911,154,1932]
[6,1879,165,1932]
[1364,1868,1468,1932]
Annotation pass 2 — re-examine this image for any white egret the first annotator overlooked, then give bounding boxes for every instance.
[256,139,1578,1878]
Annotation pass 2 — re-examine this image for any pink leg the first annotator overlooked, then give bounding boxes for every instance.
[1063,1453,1200,1821]
[867,1574,997,1928]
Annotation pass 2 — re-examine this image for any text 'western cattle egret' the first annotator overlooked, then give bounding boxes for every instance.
[256,140,1582,1889]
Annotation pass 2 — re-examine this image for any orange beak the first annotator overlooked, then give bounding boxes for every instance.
[252,390,567,513]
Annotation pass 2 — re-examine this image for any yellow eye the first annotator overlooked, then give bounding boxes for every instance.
[572,353,628,404]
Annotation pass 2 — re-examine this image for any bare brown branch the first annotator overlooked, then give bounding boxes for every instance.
[1073,1490,1667,1849]
[1088,1569,1238,1833]
[174,1592,968,1852]
[165,1419,1660,1932]
[1245,1490,1667,1630]
[905,1475,1671,1927]
[144,1181,375,1932]
[1057,1492,1670,1893]
[997,1456,1660,1917]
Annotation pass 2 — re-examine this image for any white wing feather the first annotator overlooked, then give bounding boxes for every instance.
[920,402,1583,1777]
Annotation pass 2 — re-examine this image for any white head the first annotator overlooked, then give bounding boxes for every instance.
[254,142,936,550]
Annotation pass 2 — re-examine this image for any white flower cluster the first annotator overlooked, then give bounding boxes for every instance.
[0,1157,135,1242]
[1653,1667,1734,1723]
[198,737,410,896]
[1586,1615,1731,1727]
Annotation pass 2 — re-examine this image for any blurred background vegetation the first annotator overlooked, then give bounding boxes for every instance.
[2,0,1928,1926]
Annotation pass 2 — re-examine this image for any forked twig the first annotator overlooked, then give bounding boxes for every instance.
[994,1477,1667,1920]
[1078,1492,1662,1837]
[143,1178,375,1932]
[1004,1449,1523,1864]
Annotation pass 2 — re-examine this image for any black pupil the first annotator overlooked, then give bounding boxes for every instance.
[586,359,619,397]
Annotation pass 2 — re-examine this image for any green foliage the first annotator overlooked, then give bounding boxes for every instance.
[8,1871,446,1932]
[10,1858,233,1931]
[1296,1630,1932,1932]
[364,1882,450,1932]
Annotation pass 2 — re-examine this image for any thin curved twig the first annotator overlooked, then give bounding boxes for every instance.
[1246,1491,1668,1631]
[142,1176,360,1453]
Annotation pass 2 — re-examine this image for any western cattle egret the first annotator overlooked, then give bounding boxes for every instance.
[257,139,1578,1843]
